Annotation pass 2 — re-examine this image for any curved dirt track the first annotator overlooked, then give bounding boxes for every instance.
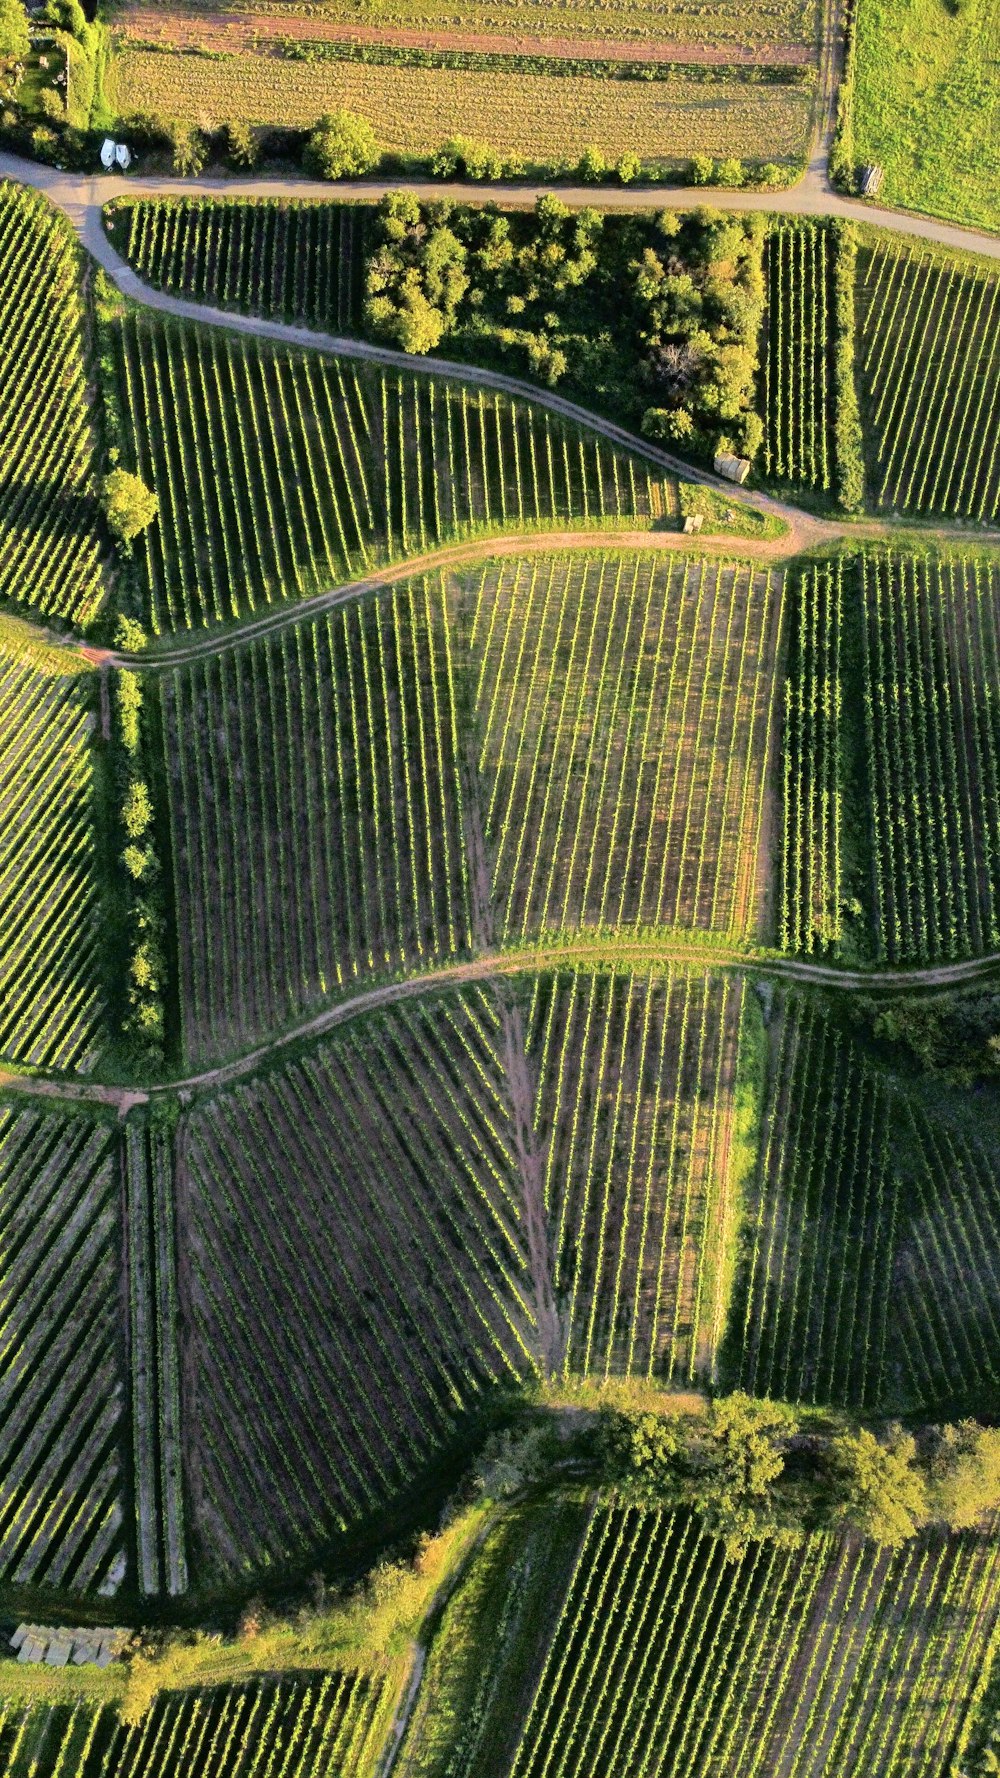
[4,938,1000,1110]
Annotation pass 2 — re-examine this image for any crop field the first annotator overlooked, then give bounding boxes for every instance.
[114,199,366,333]
[111,313,676,633]
[182,986,535,1580]
[528,968,744,1382]
[0,184,104,626]
[463,554,784,946]
[854,0,1000,231]
[762,221,835,493]
[861,552,1000,964]
[779,562,843,956]
[106,51,813,165]
[857,240,1000,523]
[125,1122,187,1598]
[509,1503,1000,1778]
[0,637,106,1073]
[733,990,1000,1415]
[116,0,818,53]
[0,1104,126,1598]
[157,582,472,1063]
[0,1673,391,1776]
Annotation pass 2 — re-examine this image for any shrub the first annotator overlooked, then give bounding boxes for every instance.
[306,109,378,179]
[223,119,258,169]
[831,220,866,511]
[688,153,715,185]
[0,0,29,66]
[617,152,642,185]
[170,121,207,177]
[122,780,153,840]
[578,145,607,183]
[716,156,745,187]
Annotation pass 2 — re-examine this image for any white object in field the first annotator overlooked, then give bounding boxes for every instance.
[682,513,704,534]
[100,138,116,170]
[12,1624,128,1665]
[115,143,131,169]
[714,452,751,484]
[860,164,884,197]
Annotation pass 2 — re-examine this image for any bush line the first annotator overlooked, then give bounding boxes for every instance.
[832,219,865,513]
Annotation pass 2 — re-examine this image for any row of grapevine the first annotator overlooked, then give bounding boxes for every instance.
[0,1104,127,1597]
[733,989,1000,1415]
[157,578,471,1066]
[509,1504,1000,1778]
[0,640,106,1073]
[0,182,104,625]
[762,219,835,490]
[861,551,1000,963]
[0,1672,390,1777]
[183,985,535,1581]
[779,561,843,955]
[462,552,784,946]
[111,311,677,634]
[857,239,1000,522]
[528,968,744,1382]
[117,197,367,333]
[125,1121,187,1597]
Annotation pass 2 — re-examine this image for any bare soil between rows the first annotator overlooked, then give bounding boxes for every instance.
[118,7,815,66]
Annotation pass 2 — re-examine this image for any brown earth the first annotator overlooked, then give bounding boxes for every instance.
[118,6,815,65]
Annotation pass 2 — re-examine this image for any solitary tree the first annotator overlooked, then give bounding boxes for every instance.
[103,468,158,544]
[306,110,378,180]
[829,1425,928,1548]
[0,0,29,67]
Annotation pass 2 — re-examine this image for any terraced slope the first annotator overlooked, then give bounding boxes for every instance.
[0,183,104,626]
[0,1105,126,1598]
[108,312,677,634]
[0,634,106,1073]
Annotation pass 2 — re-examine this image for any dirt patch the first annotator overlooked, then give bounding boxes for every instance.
[119,7,815,65]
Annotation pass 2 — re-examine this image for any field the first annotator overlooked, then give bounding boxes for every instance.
[0,184,104,627]
[761,221,836,494]
[114,0,818,53]
[507,1503,1000,1778]
[854,0,1000,231]
[0,634,106,1074]
[113,199,366,334]
[0,1673,392,1776]
[733,989,1000,1415]
[0,1104,126,1599]
[105,50,812,166]
[779,561,844,956]
[856,239,1000,524]
[109,312,676,633]
[182,985,536,1580]
[861,551,1000,964]
[155,553,781,1063]
[528,968,745,1382]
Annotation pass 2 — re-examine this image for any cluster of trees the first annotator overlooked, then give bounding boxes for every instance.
[601,1396,1000,1560]
[0,0,28,71]
[362,193,766,461]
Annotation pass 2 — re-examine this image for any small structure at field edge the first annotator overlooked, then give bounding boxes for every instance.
[10,1625,129,1667]
[860,165,884,197]
[714,451,751,485]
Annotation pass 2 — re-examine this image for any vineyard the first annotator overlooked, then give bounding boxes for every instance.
[109,312,676,633]
[182,985,536,1580]
[762,221,835,492]
[157,579,471,1064]
[779,561,844,956]
[861,551,1000,964]
[462,553,784,946]
[733,989,1000,1415]
[857,241,1000,523]
[0,1104,126,1598]
[0,183,105,627]
[508,1503,1000,1778]
[528,968,745,1382]
[0,1673,392,1776]
[111,199,367,334]
[155,552,782,1061]
[0,636,106,1073]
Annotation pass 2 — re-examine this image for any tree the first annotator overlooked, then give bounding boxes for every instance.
[599,1409,687,1506]
[103,468,158,544]
[223,120,258,169]
[306,110,378,180]
[617,152,642,185]
[829,1426,928,1548]
[0,0,28,67]
[689,154,715,186]
[578,145,607,183]
[716,157,746,188]
[170,122,207,177]
[688,1393,799,1560]
[927,1422,1000,1530]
